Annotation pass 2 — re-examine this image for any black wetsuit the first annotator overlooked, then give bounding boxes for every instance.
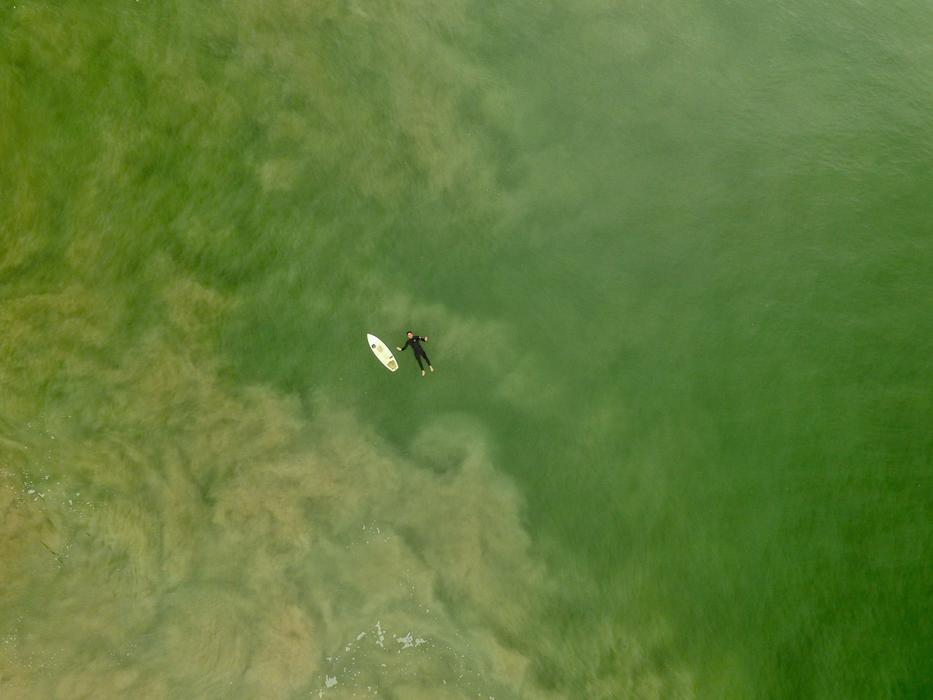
[400,335,431,370]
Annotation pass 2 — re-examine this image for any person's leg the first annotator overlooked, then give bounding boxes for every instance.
[414,353,425,372]
[421,350,433,372]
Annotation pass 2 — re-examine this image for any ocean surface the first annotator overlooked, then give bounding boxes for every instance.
[1,1,931,698]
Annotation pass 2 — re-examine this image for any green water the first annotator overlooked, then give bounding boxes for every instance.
[2,1,931,698]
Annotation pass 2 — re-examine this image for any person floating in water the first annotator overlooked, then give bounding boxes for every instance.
[397,331,434,376]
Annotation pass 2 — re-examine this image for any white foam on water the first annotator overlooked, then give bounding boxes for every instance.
[394,632,428,651]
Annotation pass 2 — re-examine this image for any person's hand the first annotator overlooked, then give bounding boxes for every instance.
[424,336,429,341]
[396,347,402,351]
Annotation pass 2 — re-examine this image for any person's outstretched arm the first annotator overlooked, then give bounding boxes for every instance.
[396,339,410,352]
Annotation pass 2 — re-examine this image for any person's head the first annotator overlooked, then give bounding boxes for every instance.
[406,331,414,339]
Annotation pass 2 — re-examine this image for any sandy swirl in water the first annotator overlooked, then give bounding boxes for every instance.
[0,277,690,699]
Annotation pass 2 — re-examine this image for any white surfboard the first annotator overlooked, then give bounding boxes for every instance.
[367,333,398,372]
